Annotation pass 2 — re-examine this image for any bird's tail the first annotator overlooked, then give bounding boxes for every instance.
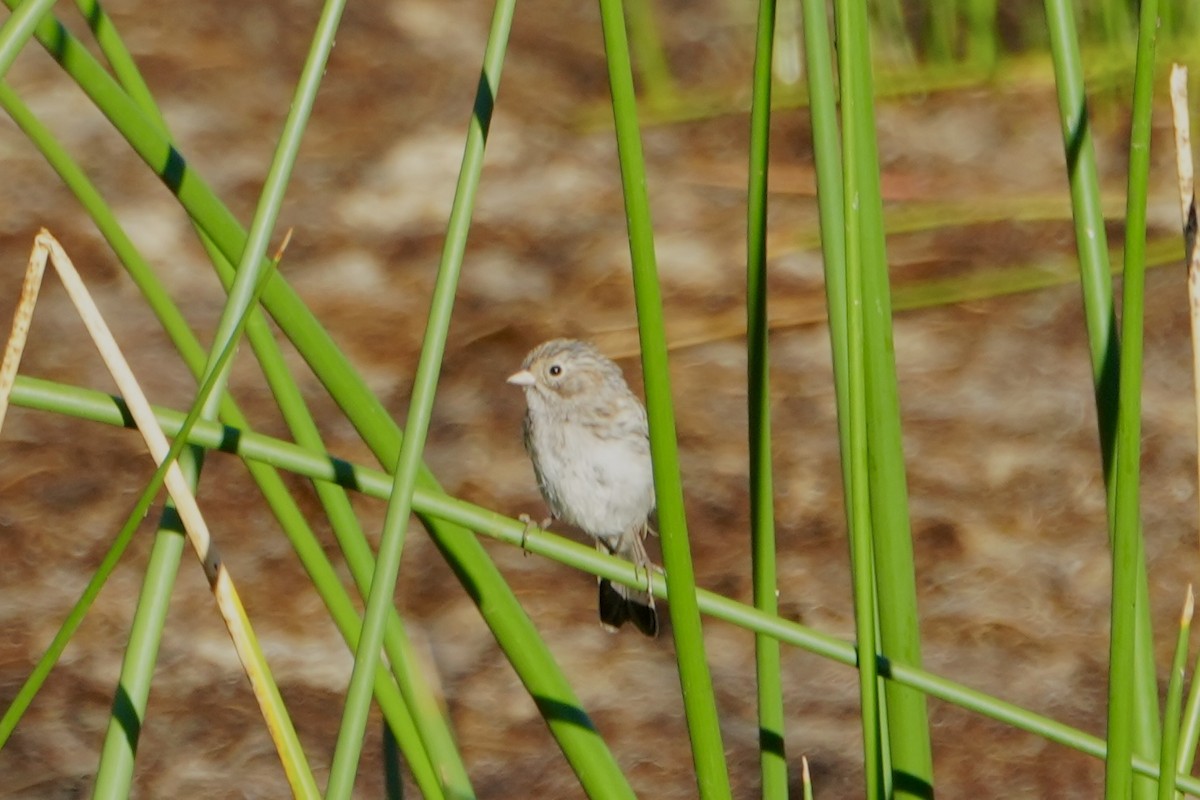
[597,525,659,637]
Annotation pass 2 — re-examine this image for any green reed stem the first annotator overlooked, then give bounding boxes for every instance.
[925,0,956,62]
[1043,4,1161,796]
[1105,0,1159,794]
[1098,0,1132,45]
[0,0,54,77]
[834,0,882,794]
[872,0,913,64]
[964,0,998,69]
[324,0,515,794]
[747,0,787,794]
[1158,587,1192,800]
[1043,0,1120,456]
[596,0,732,796]
[625,0,677,106]
[833,0,934,796]
[800,0,848,480]
[1176,646,1200,781]
[92,501,193,800]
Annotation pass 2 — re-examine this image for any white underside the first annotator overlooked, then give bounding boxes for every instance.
[531,420,654,542]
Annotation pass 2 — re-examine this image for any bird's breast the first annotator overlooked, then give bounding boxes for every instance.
[529,419,654,540]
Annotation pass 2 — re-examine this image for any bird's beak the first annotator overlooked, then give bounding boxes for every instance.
[506,369,535,387]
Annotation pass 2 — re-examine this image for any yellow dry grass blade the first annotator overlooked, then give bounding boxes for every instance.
[1169,64,1200,555]
[0,233,47,432]
[0,229,319,798]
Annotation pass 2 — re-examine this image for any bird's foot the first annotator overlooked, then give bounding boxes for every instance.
[517,514,552,556]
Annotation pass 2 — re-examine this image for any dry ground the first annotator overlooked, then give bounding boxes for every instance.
[1,1,1199,797]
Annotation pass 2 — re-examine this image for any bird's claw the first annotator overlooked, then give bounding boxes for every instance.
[639,563,656,609]
[517,513,552,556]
[518,514,534,555]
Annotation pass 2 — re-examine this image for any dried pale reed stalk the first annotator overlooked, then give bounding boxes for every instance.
[1169,65,1200,553]
[0,229,317,796]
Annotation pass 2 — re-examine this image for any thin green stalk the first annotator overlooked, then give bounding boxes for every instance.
[324,0,515,793]
[1042,0,1120,451]
[625,0,677,106]
[803,0,867,790]
[871,0,913,64]
[845,278,881,800]
[383,722,403,800]
[964,0,998,69]
[596,0,731,796]
[800,0,848,488]
[835,0,882,791]
[1158,587,1192,800]
[73,0,160,114]
[208,0,349,394]
[1176,646,1200,781]
[1043,2,1161,793]
[0,0,55,78]
[90,505,191,800]
[26,377,1200,795]
[174,0,354,786]
[747,0,786,795]
[1105,0,1159,794]
[1098,0,1131,46]
[798,12,873,793]
[925,0,957,62]
[833,0,933,796]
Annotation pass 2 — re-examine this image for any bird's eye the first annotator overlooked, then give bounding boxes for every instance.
[548,364,563,377]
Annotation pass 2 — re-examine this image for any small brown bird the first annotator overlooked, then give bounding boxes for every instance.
[507,339,658,636]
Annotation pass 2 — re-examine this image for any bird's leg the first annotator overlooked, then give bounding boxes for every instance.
[517,513,553,556]
[518,514,534,554]
[629,528,656,609]
[593,538,607,582]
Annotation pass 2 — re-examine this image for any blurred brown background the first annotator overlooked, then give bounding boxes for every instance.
[1,0,1198,797]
